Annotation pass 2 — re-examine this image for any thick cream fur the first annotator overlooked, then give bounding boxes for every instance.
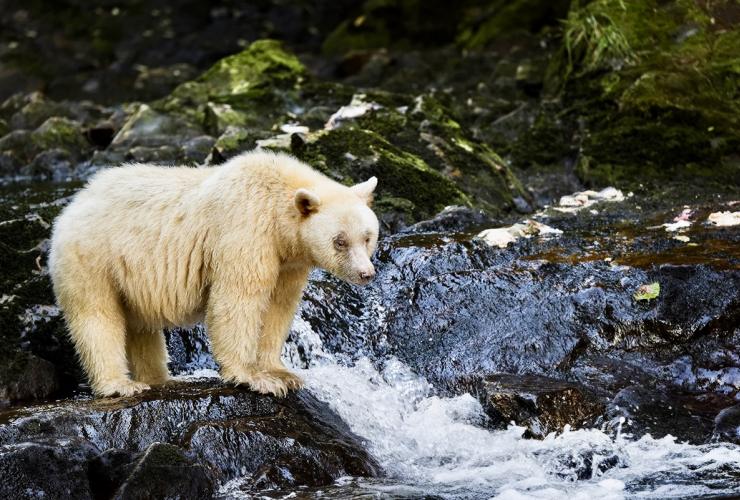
[49,151,379,397]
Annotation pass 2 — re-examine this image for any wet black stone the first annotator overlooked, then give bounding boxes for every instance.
[479,374,604,439]
[0,354,59,403]
[0,381,381,496]
[114,443,213,500]
[604,386,714,444]
[0,439,100,500]
[403,206,495,234]
[88,449,139,500]
[713,405,740,444]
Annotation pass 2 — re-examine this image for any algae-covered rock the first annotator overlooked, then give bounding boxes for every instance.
[541,0,740,187]
[154,39,306,131]
[31,117,89,155]
[111,103,202,149]
[302,128,471,227]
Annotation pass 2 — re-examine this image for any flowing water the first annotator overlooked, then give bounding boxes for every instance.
[215,319,740,500]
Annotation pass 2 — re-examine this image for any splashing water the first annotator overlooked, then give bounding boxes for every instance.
[219,321,740,500]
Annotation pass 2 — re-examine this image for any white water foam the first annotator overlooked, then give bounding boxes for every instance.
[219,322,740,500]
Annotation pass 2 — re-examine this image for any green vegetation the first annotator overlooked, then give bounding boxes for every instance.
[561,0,638,75]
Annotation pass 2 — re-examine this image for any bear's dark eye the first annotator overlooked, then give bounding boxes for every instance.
[334,238,348,251]
[365,237,370,244]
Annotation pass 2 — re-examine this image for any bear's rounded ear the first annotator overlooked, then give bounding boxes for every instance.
[294,188,322,216]
[351,176,377,206]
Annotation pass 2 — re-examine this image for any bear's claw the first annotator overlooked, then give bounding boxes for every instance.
[226,369,304,397]
[96,379,151,398]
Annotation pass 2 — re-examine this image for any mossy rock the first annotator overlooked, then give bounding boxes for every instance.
[153,40,306,131]
[618,71,739,125]
[203,103,256,137]
[112,104,203,148]
[540,0,740,186]
[577,113,738,187]
[30,117,89,156]
[349,94,528,215]
[302,128,471,223]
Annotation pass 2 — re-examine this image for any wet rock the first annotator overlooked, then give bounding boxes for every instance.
[114,442,214,500]
[0,129,34,173]
[285,189,740,444]
[479,374,604,439]
[165,325,218,376]
[0,353,59,403]
[0,381,381,495]
[203,103,253,137]
[403,206,494,234]
[541,430,627,481]
[207,126,267,164]
[125,145,180,165]
[30,117,89,158]
[712,405,740,444]
[179,135,216,166]
[22,148,75,180]
[111,103,202,149]
[603,386,714,444]
[0,439,101,500]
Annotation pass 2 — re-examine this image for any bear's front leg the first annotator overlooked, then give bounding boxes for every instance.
[206,264,290,396]
[257,265,312,392]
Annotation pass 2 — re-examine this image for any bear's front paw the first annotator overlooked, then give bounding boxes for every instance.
[224,370,292,397]
[271,370,304,391]
[248,371,293,397]
[96,379,151,398]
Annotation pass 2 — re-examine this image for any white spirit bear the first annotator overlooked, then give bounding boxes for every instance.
[49,151,379,397]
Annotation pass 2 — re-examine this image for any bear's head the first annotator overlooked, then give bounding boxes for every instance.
[294,177,379,286]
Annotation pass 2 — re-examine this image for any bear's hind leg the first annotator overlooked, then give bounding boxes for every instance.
[60,283,149,397]
[126,327,172,386]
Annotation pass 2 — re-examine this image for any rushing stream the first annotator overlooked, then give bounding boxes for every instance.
[214,319,740,500]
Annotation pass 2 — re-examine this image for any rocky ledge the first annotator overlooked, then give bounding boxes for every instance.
[0,380,381,498]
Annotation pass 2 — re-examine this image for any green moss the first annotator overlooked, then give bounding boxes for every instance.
[543,0,740,186]
[203,103,255,137]
[510,115,574,170]
[153,40,305,130]
[30,117,88,153]
[303,128,470,222]
[619,71,738,124]
[577,113,736,187]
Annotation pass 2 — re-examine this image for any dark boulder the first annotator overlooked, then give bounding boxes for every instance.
[479,374,604,439]
[0,381,381,497]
